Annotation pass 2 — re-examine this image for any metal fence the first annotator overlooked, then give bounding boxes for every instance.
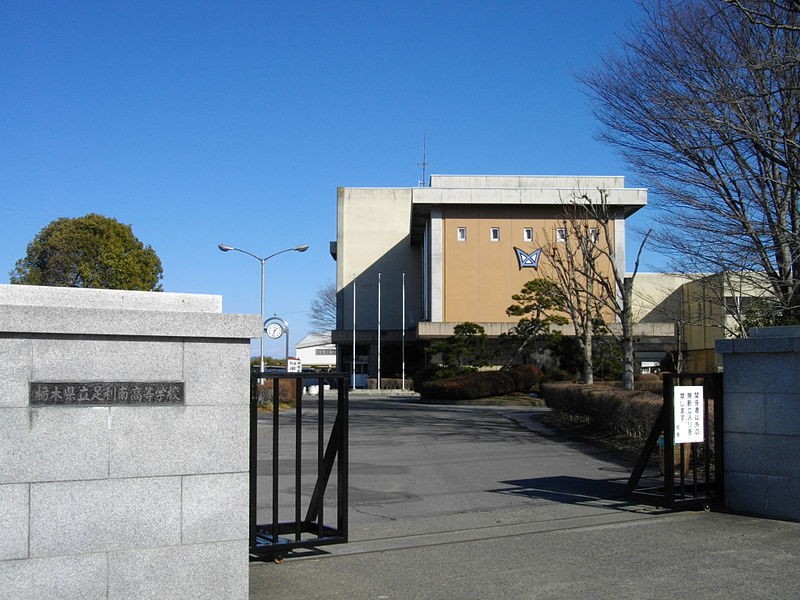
[626,372,724,510]
[249,371,349,561]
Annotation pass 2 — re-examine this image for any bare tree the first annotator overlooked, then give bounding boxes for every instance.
[590,195,650,390]
[544,200,610,385]
[723,0,800,33]
[308,282,337,334]
[550,189,651,390]
[582,0,800,324]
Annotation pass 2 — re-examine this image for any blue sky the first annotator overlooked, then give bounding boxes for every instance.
[1,0,656,358]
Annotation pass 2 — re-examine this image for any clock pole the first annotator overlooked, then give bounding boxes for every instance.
[264,317,290,371]
[217,243,309,373]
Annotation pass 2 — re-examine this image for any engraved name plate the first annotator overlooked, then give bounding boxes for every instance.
[30,382,185,406]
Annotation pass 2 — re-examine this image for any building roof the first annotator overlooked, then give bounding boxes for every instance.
[413,175,646,210]
[296,332,333,349]
[409,174,647,243]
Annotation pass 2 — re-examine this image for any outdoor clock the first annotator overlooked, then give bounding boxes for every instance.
[265,321,285,339]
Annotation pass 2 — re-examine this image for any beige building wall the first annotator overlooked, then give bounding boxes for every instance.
[630,273,692,323]
[335,186,421,332]
[441,204,617,324]
[679,272,773,372]
[414,176,642,328]
[683,277,726,359]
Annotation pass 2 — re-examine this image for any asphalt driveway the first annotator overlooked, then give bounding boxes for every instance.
[250,395,800,599]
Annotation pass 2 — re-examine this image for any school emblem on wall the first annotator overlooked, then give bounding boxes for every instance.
[514,247,542,270]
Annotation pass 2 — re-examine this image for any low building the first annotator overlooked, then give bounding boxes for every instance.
[628,272,691,372]
[681,271,772,371]
[629,271,773,372]
[295,332,337,370]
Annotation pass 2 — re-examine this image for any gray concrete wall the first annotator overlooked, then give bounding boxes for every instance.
[0,284,261,599]
[717,326,800,522]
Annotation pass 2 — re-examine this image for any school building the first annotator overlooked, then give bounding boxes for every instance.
[329,174,649,383]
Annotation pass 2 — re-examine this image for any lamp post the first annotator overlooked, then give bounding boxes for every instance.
[218,243,309,372]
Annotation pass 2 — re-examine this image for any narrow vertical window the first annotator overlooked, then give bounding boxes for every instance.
[556,227,567,243]
[490,227,500,242]
[523,227,533,242]
[589,228,599,243]
[457,227,467,241]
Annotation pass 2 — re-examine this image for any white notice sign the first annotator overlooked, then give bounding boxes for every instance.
[674,385,705,443]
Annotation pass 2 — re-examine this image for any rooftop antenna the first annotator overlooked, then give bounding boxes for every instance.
[417,133,431,187]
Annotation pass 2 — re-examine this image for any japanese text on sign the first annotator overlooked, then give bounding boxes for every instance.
[30,382,185,406]
[673,385,704,443]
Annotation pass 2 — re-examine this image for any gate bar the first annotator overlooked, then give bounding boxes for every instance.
[250,371,349,560]
[272,376,279,543]
[294,377,302,541]
[626,372,723,510]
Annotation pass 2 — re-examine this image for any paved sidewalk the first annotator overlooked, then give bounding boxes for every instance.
[249,397,800,600]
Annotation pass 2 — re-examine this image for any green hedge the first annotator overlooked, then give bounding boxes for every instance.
[417,365,543,400]
[541,382,662,439]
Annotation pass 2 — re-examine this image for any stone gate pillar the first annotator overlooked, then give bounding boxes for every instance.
[716,326,800,522]
[0,284,261,599]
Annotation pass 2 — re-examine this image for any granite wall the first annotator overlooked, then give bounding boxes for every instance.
[0,284,261,599]
[716,326,800,522]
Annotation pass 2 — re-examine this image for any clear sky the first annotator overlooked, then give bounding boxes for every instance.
[0,0,657,359]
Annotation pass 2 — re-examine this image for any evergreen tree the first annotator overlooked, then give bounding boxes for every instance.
[10,213,163,291]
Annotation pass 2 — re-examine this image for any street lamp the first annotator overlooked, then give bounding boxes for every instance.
[218,243,309,372]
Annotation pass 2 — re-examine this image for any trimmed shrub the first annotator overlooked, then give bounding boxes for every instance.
[506,364,544,392]
[411,364,474,391]
[417,365,543,400]
[635,378,663,395]
[635,373,661,381]
[418,370,515,400]
[541,382,661,439]
[542,368,575,383]
[367,378,407,390]
[257,378,300,407]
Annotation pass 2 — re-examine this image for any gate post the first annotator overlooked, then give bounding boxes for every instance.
[0,284,261,599]
[626,372,723,510]
[717,326,800,522]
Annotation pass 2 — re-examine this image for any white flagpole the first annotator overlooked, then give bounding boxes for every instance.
[352,273,356,390]
[402,272,406,390]
[377,272,381,391]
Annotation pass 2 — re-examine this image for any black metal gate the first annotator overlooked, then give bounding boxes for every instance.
[626,372,724,510]
[249,370,349,561]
